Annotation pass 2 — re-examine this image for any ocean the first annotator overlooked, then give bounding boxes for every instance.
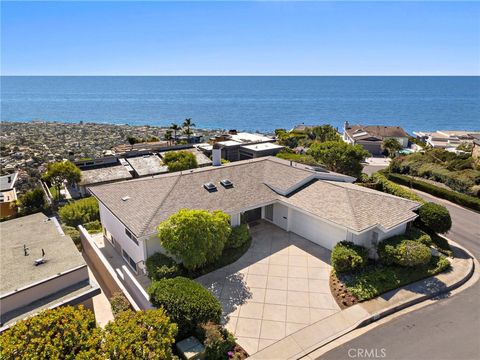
[1,76,479,134]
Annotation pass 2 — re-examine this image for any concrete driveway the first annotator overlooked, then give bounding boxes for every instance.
[196,221,340,355]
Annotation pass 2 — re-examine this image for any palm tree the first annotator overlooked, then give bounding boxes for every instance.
[170,123,180,144]
[182,118,196,143]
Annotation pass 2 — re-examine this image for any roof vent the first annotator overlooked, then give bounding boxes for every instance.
[220,179,233,188]
[203,182,217,192]
[122,196,130,201]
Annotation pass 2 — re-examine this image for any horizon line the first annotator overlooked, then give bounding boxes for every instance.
[2,74,479,77]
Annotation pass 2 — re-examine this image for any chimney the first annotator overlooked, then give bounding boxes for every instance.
[344,121,350,131]
[212,143,222,166]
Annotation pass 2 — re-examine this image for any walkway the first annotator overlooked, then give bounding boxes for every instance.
[196,221,340,355]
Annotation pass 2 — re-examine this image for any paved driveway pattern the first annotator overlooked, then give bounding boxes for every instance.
[196,221,340,355]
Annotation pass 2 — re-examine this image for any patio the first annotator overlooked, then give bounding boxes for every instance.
[196,221,340,355]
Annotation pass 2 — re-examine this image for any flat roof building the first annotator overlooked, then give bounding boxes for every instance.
[125,154,168,177]
[0,213,99,329]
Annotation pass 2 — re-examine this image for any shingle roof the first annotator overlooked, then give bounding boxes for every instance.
[0,173,18,192]
[80,165,133,186]
[90,157,419,237]
[284,181,420,232]
[346,125,409,139]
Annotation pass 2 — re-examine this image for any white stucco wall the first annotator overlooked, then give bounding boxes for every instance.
[270,203,289,230]
[99,203,145,266]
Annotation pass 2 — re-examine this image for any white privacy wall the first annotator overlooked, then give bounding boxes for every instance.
[99,203,145,264]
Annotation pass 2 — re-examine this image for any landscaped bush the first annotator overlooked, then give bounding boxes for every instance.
[393,240,432,267]
[83,219,102,233]
[430,232,453,257]
[378,236,431,267]
[386,172,480,211]
[198,322,236,360]
[163,150,198,172]
[110,292,131,317]
[331,241,369,273]
[367,173,425,203]
[416,202,452,234]
[0,305,102,359]
[405,227,432,246]
[59,197,100,227]
[102,309,177,359]
[146,252,183,280]
[62,225,81,248]
[157,209,231,270]
[341,256,450,301]
[148,277,222,339]
[226,224,251,249]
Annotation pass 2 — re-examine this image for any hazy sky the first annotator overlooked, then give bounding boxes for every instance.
[2,1,479,75]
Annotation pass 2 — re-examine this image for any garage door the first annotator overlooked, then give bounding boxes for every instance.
[290,209,347,250]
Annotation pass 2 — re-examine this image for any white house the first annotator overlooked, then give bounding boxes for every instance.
[89,157,420,274]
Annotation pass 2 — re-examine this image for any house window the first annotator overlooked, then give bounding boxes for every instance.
[265,205,273,221]
[125,228,139,245]
[122,249,137,272]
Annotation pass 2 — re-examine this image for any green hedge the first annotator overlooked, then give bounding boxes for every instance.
[386,173,480,211]
[378,235,432,267]
[226,224,251,249]
[148,277,222,339]
[146,253,184,280]
[331,241,369,273]
[368,173,425,203]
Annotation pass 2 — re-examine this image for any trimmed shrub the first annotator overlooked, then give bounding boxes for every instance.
[110,292,131,317]
[406,227,432,246]
[103,309,177,359]
[226,224,251,249]
[198,322,236,360]
[368,173,425,203]
[62,225,81,248]
[157,209,231,270]
[84,220,102,233]
[59,197,100,227]
[393,240,432,267]
[163,150,198,172]
[386,173,480,211]
[0,305,102,359]
[417,202,452,234]
[378,237,432,267]
[146,253,183,280]
[331,241,369,273]
[148,277,222,339]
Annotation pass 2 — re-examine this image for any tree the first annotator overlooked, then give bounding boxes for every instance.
[157,209,231,270]
[0,305,103,360]
[382,138,403,158]
[127,136,141,145]
[42,161,81,203]
[417,202,452,234]
[148,277,222,339]
[162,150,198,172]
[307,141,370,177]
[170,123,180,144]
[102,309,177,359]
[59,197,100,227]
[182,118,196,143]
[17,188,46,215]
[164,129,173,144]
[309,125,341,143]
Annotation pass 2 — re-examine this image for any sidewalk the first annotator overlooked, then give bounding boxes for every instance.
[249,242,474,360]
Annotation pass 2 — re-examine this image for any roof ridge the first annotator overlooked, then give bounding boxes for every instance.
[343,186,361,231]
[139,174,183,236]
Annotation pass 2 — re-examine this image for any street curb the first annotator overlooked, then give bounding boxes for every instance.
[293,238,476,359]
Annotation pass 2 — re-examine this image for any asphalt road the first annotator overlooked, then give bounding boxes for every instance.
[320,189,480,360]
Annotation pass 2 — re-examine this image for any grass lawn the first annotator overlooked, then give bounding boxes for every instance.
[333,256,451,302]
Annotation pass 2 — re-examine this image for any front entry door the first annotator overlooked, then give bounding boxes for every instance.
[244,207,262,223]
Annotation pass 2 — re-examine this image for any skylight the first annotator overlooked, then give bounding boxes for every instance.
[203,182,217,191]
[220,179,233,188]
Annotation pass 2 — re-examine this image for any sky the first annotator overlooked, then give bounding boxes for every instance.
[1,1,479,76]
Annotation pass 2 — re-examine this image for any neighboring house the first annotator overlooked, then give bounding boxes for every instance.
[78,162,133,197]
[0,172,18,218]
[413,130,480,149]
[89,157,420,275]
[343,122,409,155]
[198,130,283,162]
[0,213,100,329]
